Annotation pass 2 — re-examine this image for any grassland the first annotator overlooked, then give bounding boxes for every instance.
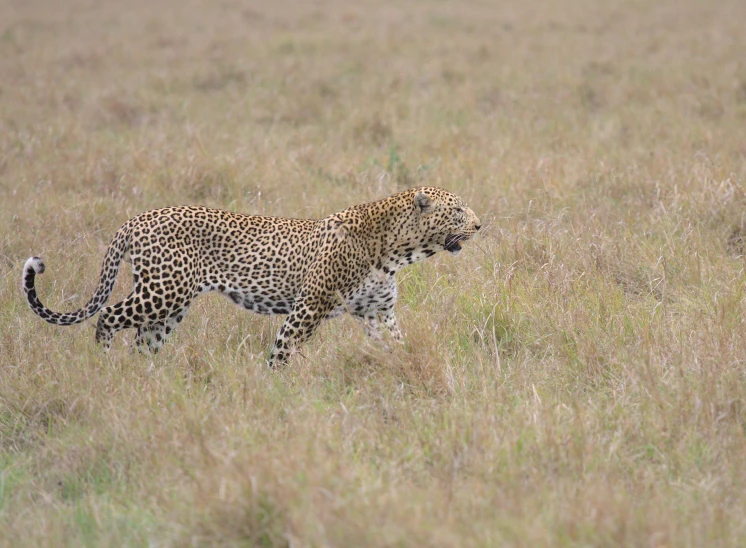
[2,0,746,545]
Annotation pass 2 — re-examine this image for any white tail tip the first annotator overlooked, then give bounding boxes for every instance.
[24,257,45,275]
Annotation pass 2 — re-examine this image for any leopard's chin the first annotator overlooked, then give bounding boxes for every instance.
[444,234,465,255]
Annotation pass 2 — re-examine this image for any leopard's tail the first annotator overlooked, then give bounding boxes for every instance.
[22,224,132,326]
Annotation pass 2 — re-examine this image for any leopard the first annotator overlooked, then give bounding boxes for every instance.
[22,186,481,367]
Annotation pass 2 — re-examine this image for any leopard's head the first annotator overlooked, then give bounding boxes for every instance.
[409,187,481,256]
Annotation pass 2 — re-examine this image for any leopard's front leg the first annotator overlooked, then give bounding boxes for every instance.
[268,295,334,368]
[267,219,367,368]
[360,314,385,342]
[380,275,403,343]
[381,307,403,343]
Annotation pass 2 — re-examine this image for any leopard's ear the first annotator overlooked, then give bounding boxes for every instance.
[414,191,433,214]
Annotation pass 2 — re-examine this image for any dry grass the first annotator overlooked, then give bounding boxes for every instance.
[2,0,746,545]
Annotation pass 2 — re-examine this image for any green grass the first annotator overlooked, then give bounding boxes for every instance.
[2,0,746,545]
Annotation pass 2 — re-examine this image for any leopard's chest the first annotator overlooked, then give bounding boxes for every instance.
[328,268,397,318]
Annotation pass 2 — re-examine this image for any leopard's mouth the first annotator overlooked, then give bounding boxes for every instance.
[444,234,469,255]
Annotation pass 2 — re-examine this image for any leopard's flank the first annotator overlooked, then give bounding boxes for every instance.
[22,187,481,367]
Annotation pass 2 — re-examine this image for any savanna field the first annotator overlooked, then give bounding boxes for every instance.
[2,0,746,545]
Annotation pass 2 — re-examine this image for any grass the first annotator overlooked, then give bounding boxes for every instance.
[2,0,746,545]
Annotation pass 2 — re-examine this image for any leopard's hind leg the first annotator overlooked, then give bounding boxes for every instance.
[133,304,192,354]
[95,292,145,351]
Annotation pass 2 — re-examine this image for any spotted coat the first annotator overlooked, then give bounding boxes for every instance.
[22,186,481,367]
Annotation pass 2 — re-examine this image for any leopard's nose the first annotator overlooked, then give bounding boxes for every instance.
[475,223,481,231]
